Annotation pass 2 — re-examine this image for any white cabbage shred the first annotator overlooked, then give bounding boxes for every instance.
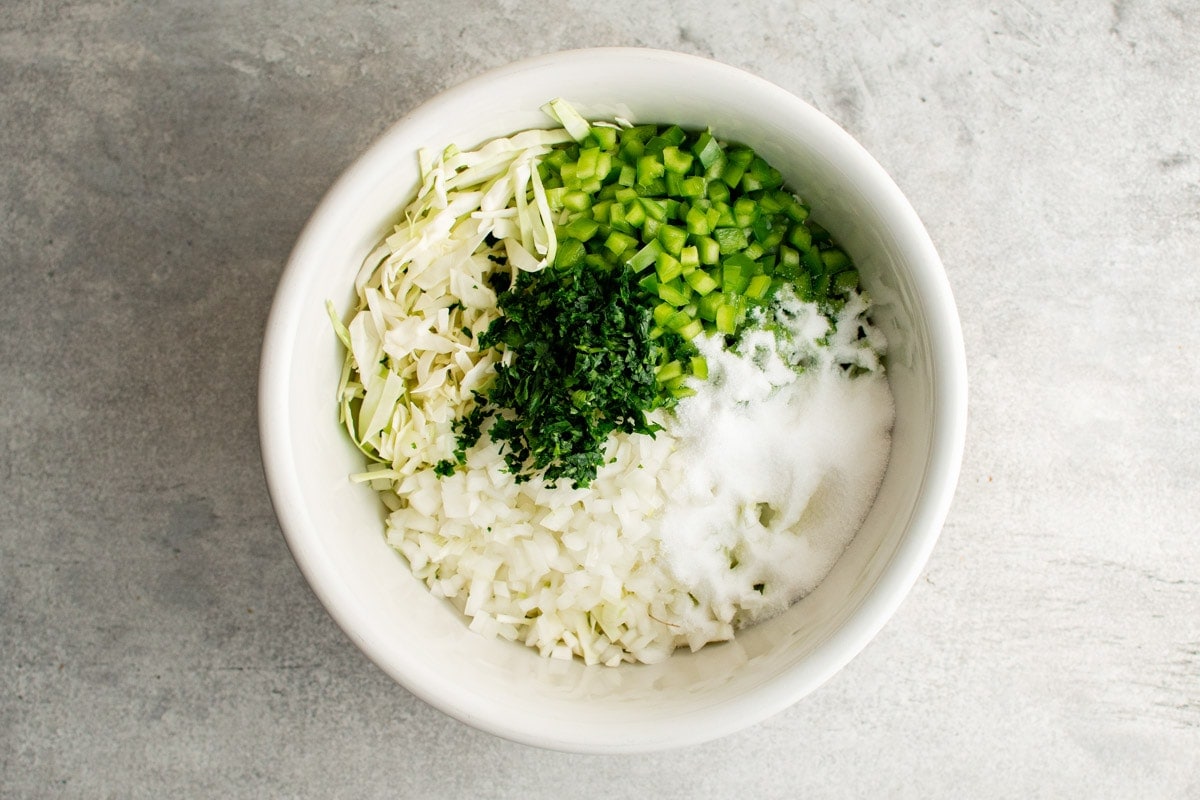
[335,126,572,476]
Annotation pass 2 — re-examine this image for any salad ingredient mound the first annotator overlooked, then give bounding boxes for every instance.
[333,101,894,665]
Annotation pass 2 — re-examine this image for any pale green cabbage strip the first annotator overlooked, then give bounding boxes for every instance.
[333,117,574,491]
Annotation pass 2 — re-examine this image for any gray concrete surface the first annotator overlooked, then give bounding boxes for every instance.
[3,1,1198,797]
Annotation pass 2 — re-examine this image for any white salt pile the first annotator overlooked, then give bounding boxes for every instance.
[655,291,896,647]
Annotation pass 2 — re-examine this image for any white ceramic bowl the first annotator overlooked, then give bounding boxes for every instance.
[260,47,967,753]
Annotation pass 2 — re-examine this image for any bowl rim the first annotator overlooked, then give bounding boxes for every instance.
[259,46,968,753]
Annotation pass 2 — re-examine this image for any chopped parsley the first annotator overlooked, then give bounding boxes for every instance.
[461,258,662,488]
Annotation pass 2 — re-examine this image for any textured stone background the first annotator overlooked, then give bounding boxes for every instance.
[2,1,1198,797]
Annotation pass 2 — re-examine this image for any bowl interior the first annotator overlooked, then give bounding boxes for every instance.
[260,48,965,753]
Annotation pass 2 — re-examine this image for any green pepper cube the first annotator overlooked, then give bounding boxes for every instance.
[788,224,813,252]
[779,245,801,270]
[760,222,786,250]
[733,197,759,227]
[554,237,586,270]
[833,269,860,293]
[706,180,730,204]
[758,191,784,214]
[721,147,755,187]
[697,236,721,265]
[680,176,706,198]
[637,154,665,185]
[624,200,647,228]
[684,268,719,296]
[576,147,600,180]
[664,309,693,332]
[608,202,631,233]
[664,172,684,197]
[589,125,618,150]
[562,190,592,213]
[679,245,700,271]
[748,156,783,189]
[638,178,666,196]
[690,355,709,380]
[563,216,600,242]
[595,152,613,181]
[663,375,689,393]
[713,202,736,227]
[692,131,724,168]
[745,274,772,300]
[715,303,738,335]
[697,291,723,321]
[657,279,692,307]
[622,124,657,144]
[660,125,687,146]
[620,138,645,163]
[662,146,694,175]
[685,205,712,235]
[544,186,566,210]
[722,253,755,293]
[655,360,684,383]
[560,161,579,187]
[655,252,683,284]
[790,271,812,298]
[821,249,851,271]
[657,224,688,256]
[591,199,613,222]
[750,217,772,245]
[643,135,668,155]
[627,239,663,272]
[784,195,810,222]
[803,245,825,275]
[677,318,704,341]
[714,227,748,254]
[584,253,608,271]
[639,197,667,221]
[604,230,637,256]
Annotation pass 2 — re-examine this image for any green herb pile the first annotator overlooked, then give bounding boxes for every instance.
[457,259,660,487]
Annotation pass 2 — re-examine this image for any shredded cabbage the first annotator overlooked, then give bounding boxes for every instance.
[336,122,573,480]
[542,97,592,142]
